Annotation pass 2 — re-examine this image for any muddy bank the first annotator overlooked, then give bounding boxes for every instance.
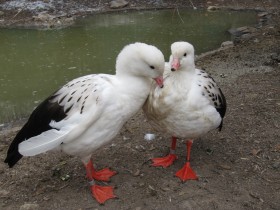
[0,0,280,29]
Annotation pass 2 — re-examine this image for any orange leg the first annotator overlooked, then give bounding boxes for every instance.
[175,140,198,182]
[152,136,178,168]
[85,160,117,204]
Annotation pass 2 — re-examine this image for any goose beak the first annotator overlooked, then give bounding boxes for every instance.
[154,76,164,88]
[171,58,180,71]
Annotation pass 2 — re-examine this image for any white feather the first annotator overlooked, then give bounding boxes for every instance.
[19,128,70,156]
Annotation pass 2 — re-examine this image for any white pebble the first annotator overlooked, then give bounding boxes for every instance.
[144,133,156,141]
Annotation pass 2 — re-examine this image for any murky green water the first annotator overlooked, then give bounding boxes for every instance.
[0,9,257,124]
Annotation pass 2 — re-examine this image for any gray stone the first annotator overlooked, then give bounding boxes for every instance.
[228,26,257,37]
[258,12,269,18]
[221,41,234,48]
[207,6,220,11]
[109,0,129,9]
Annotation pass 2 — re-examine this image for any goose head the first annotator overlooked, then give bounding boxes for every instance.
[169,41,195,72]
[116,42,165,88]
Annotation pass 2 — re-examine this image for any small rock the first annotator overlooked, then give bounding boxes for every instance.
[20,203,39,210]
[251,149,262,156]
[148,185,157,196]
[139,182,145,187]
[207,6,220,11]
[221,41,234,48]
[144,133,156,141]
[161,186,171,191]
[178,191,186,196]
[228,26,257,37]
[43,196,50,201]
[148,144,156,151]
[273,144,280,152]
[109,0,129,9]
[271,53,280,62]
[60,174,70,181]
[0,190,9,197]
[133,169,141,176]
[0,11,4,16]
[123,136,130,140]
[220,73,227,78]
[257,12,269,18]
[272,162,280,170]
[135,145,145,152]
[218,164,231,170]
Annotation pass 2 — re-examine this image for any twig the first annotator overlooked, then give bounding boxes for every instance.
[12,9,23,19]
[176,8,184,24]
[188,0,196,9]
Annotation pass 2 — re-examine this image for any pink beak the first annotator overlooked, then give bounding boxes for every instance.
[153,76,164,88]
[171,58,180,71]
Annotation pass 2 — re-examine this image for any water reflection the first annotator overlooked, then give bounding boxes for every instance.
[0,9,257,123]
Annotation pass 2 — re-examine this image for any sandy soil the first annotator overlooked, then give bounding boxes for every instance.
[0,0,280,209]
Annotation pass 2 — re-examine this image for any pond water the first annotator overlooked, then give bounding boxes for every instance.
[0,9,257,124]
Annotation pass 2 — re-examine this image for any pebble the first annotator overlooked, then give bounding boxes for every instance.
[133,169,141,176]
[20,203,39,210]
[207,6,220,11]
[139,182,145,187]
[135,145,145,152]
[148,185,157,196]
[272,162,280,170]
[0,11,4,16]
[0,190,10,197]
[144,133,156,141]
[218,164,231,170]
[221,41,234,48]
[109,0,129,9]
[123,136,130,140]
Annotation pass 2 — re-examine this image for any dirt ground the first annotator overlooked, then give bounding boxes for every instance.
[0,0,280,210]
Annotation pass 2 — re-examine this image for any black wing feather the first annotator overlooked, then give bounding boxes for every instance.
[216,88,227,131]
[4,92,66,167]
[197,69,227,131]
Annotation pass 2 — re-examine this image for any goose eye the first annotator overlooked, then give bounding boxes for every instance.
[183,53,187,57]
[150,65,155,69]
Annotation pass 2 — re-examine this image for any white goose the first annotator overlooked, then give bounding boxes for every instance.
[143,41,226,182]
[5,42,165,204]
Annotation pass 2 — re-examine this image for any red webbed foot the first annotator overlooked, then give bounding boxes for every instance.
[85,160,117,182]
[151,154,178,168]
[175,162,198,182]
[92,168,117,182]
[91,184,117,204]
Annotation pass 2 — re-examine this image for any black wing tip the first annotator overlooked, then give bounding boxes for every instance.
[216,88,227,119]
[4,152,23,168]
[218,120,223,131]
